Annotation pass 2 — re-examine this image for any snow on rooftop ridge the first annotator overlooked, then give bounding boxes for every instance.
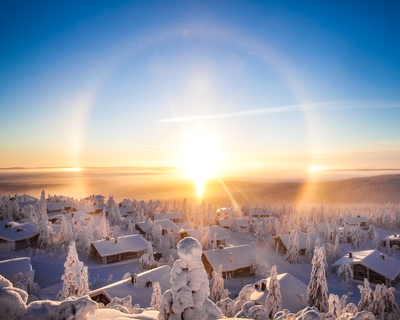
[91,234,148,257]
[0,221,39,242]
[0,257,32,281]
[182,225,230,241]
[251,273,308,313]
[331,249,400,281]
[89,265,172,308]
[203,244,259,272]
[277,233,319,250]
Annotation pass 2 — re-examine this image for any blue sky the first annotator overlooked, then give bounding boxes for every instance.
[1,1,399,181]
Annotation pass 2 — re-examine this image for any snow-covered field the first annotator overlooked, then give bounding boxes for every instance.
[1,192,400,319]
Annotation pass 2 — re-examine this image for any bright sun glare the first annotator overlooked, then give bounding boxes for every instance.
[181,133,221,198]
[308,165,324,172]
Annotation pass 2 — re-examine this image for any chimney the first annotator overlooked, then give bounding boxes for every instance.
[219,244,224,250]
[348,251,353,258]
[261,281,266,291]
[229,252,234,263]
[380,254,386,260]
[114,237,118,243]
[131,274,137,285]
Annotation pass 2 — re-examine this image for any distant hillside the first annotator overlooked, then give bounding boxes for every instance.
[221,174,400,204]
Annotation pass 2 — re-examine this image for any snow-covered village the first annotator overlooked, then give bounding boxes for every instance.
[1,190,400,320]
[1,1,400,319]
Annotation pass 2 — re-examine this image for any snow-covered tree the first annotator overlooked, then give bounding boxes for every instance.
[358,278,373,312]
[265,265,282,319]
[251,256,262,277]
[77,265,89,297]
[307,246,328,312]
[234,284,255,313]
[351,225,361,249]
[372,230,380,250]
[150,281,163,310]
[305,234,313,263]
[158,237,221,320]
[332,234,340,261]
[336,262,353,287]
[58,241,84,300]
[38,190,52,249]
[285,232,300,264]
[12,270,40,295]
[211,265,224,303]
[58,215,73,246]
[382,285,399,317]
[139,241,156,270]
[369,284,385,320]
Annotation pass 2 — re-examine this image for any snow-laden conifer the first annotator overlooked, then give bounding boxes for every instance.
[77,265,89,297]
[58,241,84,300]
[285,232,300,264]
[158,237,221,320]
[150,281,163,310]
[38,190,52,249]
[305,234,313,263]
[265,265,282,319]
[336,262,353,286]
[358,278,373,312]
[211,265,225,303]
[307,246,328,312]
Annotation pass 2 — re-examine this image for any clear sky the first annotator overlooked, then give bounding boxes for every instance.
[1,1,400,183]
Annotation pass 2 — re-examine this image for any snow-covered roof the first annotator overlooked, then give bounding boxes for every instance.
[119,206,136,216]
[276,233,319,250]
[182,225,230,241]
[86,195,105,201]
[46,201,75,212]
[0,221,39,242]
[251,209,274,217]
[49,210,92,223]
[75,204,106,214]
[203,244,259,272]
[136,219,177,233]
[383,234,400,241]
[91,235,148,257]
[218,218,249,229]
[216,207,237,214]
[154,212,182,221]
[250,273,308,313]
[89,265,171,308]
[345,216,368,225]
[331,250,400,281]
[0,257,33,281]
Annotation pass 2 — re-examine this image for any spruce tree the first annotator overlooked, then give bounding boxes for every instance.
[307,246,328,312]
[265,265,282,319]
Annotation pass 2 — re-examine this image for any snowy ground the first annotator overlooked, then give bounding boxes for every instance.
[0,219,399,315]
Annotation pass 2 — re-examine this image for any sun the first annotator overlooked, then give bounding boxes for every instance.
[181,133,221,198]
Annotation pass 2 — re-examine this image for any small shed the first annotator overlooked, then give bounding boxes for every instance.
[251,273,308,313]
[136,219,177,236]
[91,234,148,264]
[180,225,230,247]
[46,201,75,213]
[382,234,400,248]
[75,203,106,215]
[202,244,259,278]
[274,233,319,255]
[344,216,368,230]
[0,257,33,282]
[216,207,237,220]
[154,212,183,223]
[0,221,39,250]
[89,265,172,306]
[217,218,249,231]
[251,209,275,219]
[331,249,400,286]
